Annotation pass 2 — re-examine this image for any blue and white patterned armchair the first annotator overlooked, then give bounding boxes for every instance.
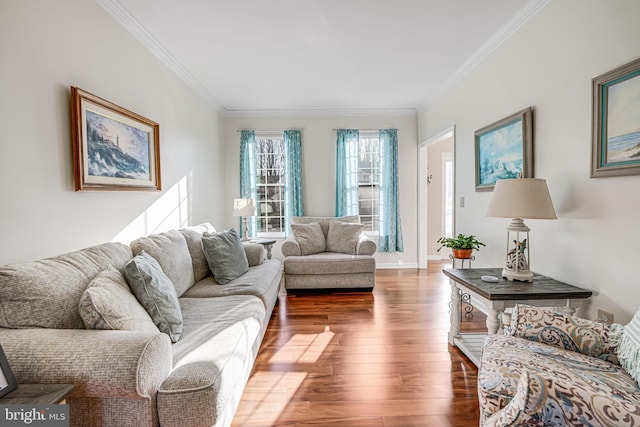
[479,304,640,426]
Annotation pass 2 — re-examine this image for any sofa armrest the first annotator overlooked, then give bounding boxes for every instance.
[506,304,621,362]
[356,234,377,256]
[281,234,301,257]
[243,243,265,266]
[0,328,172,398]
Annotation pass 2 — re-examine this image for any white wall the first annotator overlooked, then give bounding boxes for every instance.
[221,113,419,267]
[419,0,640,322]
[0,0,224,264]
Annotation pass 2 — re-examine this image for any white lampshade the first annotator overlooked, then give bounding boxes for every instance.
[486,178,556,282]
[233,198,256,217]
[486,178,557,220]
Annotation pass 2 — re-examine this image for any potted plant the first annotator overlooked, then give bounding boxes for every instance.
[437,234,486,259]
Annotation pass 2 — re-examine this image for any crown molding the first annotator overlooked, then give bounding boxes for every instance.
[421,0,551,109]
[223,107,418,118]
[95,0,223,111]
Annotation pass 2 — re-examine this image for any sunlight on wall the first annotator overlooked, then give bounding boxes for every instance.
[111,174,192,243]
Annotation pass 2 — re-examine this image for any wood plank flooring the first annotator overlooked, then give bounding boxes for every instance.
[232,262,486,427]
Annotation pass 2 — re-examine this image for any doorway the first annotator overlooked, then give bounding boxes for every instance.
[418,126,455,269]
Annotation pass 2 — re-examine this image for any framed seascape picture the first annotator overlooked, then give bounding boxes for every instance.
[474,107,533,191]
[71,86,161,191]
[0,344,16,399]
[591,58,640,178]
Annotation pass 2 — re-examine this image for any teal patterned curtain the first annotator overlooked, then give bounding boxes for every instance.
[378,129,404,252]
[239,130,257,238]
[335,129,360,216]
[284,130,304,235]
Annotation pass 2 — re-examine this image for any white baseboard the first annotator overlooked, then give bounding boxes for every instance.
[376,263,419,269]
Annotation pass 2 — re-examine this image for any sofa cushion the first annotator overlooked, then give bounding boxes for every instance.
[159,295,265,427]
[325,220,365,255]
[0,242,132,329]
[243,243,265,267]
[78,265,159,333]
[131,230,195,297]
[507,304,621,363]
[182,259,282,310]
[291,215,359,238]
[619,308,640,386]
[284,253,375,275]
[202,229,249,285]
[291,222,326,255]
[180,229,212,283]
[124,251,183,343]
[479,334,640,425]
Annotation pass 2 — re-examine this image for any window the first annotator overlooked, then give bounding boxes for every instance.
[255,135,285,235]
[357,132,381,232]
[335,129,403,252]
[240,129,303,239]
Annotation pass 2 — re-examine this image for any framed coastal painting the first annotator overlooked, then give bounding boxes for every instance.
[591,58,640,178]
[474,107,533,191]
[70,86,161,191]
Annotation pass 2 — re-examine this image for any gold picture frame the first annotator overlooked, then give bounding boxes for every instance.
[70,86,161,191]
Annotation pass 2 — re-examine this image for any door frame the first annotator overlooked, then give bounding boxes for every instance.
[418,126,455,269]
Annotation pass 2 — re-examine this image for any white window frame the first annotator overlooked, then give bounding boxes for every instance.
[254,133,286,238]
[358,131,381,237]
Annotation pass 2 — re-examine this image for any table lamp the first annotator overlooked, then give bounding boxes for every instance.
[233,198,256,242]
[486,177,557,282]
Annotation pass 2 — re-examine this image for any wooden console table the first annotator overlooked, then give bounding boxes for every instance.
[249,238,276,260]
[443,268,592,367]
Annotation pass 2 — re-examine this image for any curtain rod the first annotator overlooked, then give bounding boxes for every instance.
[235,128,304,132]
[332,128,390,131]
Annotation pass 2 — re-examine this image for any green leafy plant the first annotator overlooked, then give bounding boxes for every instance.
[437,234,486,252]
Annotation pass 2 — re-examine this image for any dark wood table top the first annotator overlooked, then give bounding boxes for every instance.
[0,384,75,404]
[442,268,592,301]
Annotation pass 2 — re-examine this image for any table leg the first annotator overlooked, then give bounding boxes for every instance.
[265,244,273,260]
[448,280,461,345]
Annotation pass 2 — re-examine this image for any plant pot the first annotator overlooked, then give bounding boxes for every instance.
[452,249,473,259]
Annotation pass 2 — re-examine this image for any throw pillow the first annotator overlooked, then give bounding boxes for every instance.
[291,222,326,255]
[325,220,365,255]
[79,265,159,333]
[618,308,640,385]
[201,228,249,285]
[130,230,195,297]
[123,251,183,342]
[507,304,620,363]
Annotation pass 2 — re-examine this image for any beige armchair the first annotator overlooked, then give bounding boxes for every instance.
[282,216,376,292]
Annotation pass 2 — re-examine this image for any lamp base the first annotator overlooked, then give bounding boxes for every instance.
[502,268,533,282]
[241,218,250,242]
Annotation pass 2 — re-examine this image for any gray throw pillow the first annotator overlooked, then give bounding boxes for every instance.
[123,251,183,342]
[79,265,159,333]
[291,222,326,255]
[130,230,195,297]
[326,220,366,254]
[201,228,249,285]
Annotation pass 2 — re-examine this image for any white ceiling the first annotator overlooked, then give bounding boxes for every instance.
[98,0,547,113]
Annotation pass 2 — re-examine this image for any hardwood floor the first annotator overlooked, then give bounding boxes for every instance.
[232,262,487,427]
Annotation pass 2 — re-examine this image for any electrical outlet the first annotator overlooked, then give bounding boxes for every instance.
[460,196,465,208]
[597,309,614,325]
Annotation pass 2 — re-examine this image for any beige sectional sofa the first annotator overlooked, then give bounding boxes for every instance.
[282,216,376,291]
[0,223,282,427]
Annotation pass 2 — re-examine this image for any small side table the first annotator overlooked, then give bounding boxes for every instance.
[0,384,74,404]
[249,238,276,260]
